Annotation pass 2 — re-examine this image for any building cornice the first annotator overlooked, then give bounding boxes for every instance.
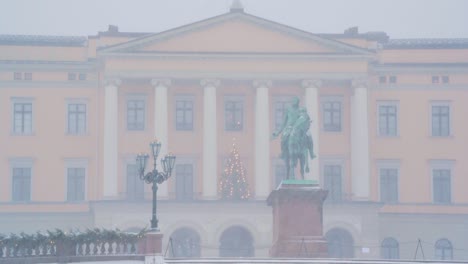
[0,60,97,72]
[371,63,468,74]
[372,84,468,90]
[99,51,375,61]
[0,80,98,89]
[103,71,368,82]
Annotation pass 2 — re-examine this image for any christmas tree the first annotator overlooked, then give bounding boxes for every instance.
[219,139,251,200]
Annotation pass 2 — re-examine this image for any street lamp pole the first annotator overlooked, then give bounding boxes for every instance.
[136,140,176,231]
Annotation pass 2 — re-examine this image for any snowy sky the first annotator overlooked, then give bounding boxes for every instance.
[1,0,468,39]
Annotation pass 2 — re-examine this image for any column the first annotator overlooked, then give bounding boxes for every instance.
[201,79,220,199]
[151,79,171,198]
[302,79,321,183]
[254,80,271,199]
[351,79,370,200]
[103,78,121,198]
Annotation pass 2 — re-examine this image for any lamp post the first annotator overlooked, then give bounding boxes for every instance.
[136,140,176,231]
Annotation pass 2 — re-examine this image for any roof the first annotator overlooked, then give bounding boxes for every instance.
[0,35,87,47]
[384,38,468,49]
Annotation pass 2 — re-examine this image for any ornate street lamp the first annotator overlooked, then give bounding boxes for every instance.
[136,140,176,231]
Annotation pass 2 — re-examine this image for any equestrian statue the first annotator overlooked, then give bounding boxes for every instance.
[272,97,316,180]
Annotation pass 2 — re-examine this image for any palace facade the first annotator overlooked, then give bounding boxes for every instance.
[1,3,468,260]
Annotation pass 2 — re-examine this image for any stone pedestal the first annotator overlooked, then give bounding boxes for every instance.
[138,231,163,255]
[267,180,328,258]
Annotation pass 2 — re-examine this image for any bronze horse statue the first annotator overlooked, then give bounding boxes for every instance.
[272,97,316,180]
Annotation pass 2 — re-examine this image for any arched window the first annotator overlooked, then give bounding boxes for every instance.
[168,227,201,258]
[435,239,453,260]
[381,237,399,259]
[219,226,254,257]
[325,228,354,258]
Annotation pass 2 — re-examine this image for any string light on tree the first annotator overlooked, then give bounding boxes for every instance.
[218,138,251,200]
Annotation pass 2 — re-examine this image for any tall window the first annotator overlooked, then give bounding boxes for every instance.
[380,168,398,203]
[381,237,399,259]
[431,103,450,137]
[435,239,453,260]
[322,99,341,132]
[324,164,342,202]
[67,168,85,201]
[67,103,86,134]
[175,164,194,201]
[13,101,33,134]
[225,97,244,131]
[12,167,31,202]
[175,97,194,131]
[127,99,145,130]
[273,97,292,130]
[433,169,451,204]
[127,164,144,201]
[378,103,398,136]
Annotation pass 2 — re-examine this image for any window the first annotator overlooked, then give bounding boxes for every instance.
[433,168,451,204]
[126,163,144,201]
[325,228,354,258]
[323,164,342,202]
[12,167,31,202]
[378,102,398,136]
[12,99,33,135]
[378,75,396,84]
[68,73,76,81]
[431,103,450,137]
[379,76,387,84]
[225,96,244,131]
[67,168,85,201]
[219,226,254,257]
[13,72,32,81]
[435,239,453,260]
[381,237,399,259]
[67,102,86,134]
[14,72,22,80]
[127,98,145,130]
[68,72,87,81]
[78,73,87,81]
[169,228,201,258]
[322,97,342,132]
[273,96,293,131]
[442,76,449,84]
[175,164,194,201]
[175,96,194,131]
[24,72,32,80]
[432,75,449,84]
[380,168,398,203]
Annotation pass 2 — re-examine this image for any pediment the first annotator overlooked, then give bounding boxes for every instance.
[101,12,372,56]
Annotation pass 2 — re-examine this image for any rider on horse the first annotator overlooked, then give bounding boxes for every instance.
[272,97,316,180]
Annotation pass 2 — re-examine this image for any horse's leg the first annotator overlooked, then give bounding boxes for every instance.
[285,158,290,180]
[299,157,305,180]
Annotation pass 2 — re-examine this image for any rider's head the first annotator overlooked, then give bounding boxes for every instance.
[292,97,300,108]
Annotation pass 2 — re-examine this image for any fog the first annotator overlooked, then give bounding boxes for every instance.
[1,0,468,38]
[1,0,468,262]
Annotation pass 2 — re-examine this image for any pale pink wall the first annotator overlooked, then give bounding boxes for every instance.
[0,86,99,205]
[369,88,468,203]
[0,46,87,61]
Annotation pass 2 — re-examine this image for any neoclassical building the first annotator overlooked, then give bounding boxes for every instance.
[1,3,468,260]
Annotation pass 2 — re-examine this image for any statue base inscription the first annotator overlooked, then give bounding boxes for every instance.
[267,180,328,258]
